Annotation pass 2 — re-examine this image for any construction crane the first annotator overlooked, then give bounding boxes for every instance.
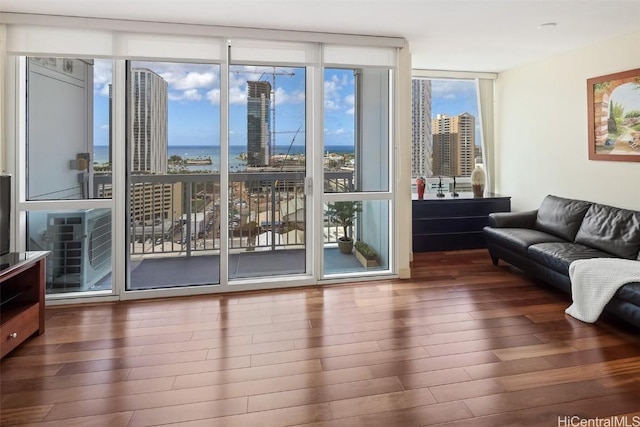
[236,66,295,165]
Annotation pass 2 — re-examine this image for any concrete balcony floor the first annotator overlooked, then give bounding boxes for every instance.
[48,247,385,293]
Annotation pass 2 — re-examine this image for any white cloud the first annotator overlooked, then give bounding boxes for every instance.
[229,86,246,105]
[344,94,354,106]
[274,87,305,105]
[99,84,110,97]
[207,89,220,104]
[168,89,202,102]
[326,128,346,136]
[93,59,113,97]
[325,100,340,111]
[132,61,219,95]
[204,86,246,105]
[324,72,355,113]
[432,80,475,99]
[346,107,354,116]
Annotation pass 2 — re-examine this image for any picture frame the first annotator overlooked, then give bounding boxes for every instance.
[587,68,640,162]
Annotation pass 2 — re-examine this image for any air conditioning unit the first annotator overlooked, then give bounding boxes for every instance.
[46,209,111,291]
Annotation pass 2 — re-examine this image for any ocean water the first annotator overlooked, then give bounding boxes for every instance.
[93,144,354,172]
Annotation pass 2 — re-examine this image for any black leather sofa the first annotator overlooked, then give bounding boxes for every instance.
[483,194,640,328]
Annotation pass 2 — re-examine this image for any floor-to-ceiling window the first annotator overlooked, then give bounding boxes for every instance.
[24,57,114,296]
[410,74,496,195]
[227,65,308,280]
[322,63,394,277]
[125,61,222,290]
[3,20,404,302]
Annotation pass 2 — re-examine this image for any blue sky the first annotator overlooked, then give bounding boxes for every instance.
[431,79,478,119]
[93,60,479,147]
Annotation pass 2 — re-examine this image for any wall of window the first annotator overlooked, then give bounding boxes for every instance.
[411,71,496,195]
[0,16,411,301]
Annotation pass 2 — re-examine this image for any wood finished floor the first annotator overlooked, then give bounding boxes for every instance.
[1,250,640,426]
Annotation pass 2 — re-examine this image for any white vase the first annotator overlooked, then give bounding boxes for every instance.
[470,164,486,197]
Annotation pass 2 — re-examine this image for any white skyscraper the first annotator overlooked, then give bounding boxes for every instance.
[129,67,168,174]
[411,79,432,178]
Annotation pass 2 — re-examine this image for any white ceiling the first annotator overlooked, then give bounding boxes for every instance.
[1,0,639,73]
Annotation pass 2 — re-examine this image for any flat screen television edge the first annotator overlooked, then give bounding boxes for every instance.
[0,174,11,257]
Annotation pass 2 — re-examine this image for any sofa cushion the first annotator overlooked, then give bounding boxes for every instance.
[534,195,591,241]
[615,282,640,307]
[484,227,565,256]
[528,242,616,275]
[574,203,640,259]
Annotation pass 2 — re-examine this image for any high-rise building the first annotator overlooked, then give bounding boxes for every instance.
[432,112,475,177]
[411,79,432,178]
[129,67,168,174]
[247,81,272,167]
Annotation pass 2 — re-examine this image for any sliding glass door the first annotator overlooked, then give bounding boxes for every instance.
[125,61,222,290]
[227,65,308,280]
[323,67,392,277]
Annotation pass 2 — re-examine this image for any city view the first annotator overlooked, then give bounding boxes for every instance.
[411,78,483,193]
[25,58,477,292]
[89,62,359,276]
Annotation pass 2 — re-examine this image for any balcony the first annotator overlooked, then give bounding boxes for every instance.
[72,170,383,292]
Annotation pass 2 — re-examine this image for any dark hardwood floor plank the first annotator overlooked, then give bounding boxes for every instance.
[367,350,500,379]
[15,412,134,427]
[155,402,334,427]
[0,404,53,426]
[125,396,248,427]
[320,346,429,371]
[0,377,174,409]
[427,394,640,427]
[328,387,438,419]
[462,380,614,417]
[463,357,556,380]
[356,401,473,427]
[247,376,404,412]
[170,359,323,389]
[250,341,382,366]
[0,369,131,395]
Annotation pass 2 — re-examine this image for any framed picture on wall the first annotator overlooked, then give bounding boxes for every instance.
[587,68,640,162]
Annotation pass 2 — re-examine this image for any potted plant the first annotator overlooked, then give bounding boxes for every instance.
[326,201,361,254]
[354,240,378,267]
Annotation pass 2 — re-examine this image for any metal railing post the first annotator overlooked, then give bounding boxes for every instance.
[185,182,192,257]
[271,181,276,251]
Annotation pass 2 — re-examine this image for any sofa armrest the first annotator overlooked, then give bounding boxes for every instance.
[488,209,538,228]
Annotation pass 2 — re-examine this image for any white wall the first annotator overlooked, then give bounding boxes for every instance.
[495,31,640,212]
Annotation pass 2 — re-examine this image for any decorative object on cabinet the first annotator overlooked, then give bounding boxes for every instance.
[470,164,486,197]
[452,176,459,197]
[416,177,426,200]
[436,176,445,198]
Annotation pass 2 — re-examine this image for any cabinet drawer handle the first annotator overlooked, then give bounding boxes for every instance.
[9,332,18,339]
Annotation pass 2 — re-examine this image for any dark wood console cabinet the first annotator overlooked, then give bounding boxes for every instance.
[412,193,511,252]
[0,251,48,359]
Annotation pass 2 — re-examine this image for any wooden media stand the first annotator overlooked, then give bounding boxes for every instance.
[0,251,48,359]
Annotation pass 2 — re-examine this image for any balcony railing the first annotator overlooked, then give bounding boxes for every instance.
[94,171,353,257]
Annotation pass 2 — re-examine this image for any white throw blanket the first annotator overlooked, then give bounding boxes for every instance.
[566,258,640,323]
